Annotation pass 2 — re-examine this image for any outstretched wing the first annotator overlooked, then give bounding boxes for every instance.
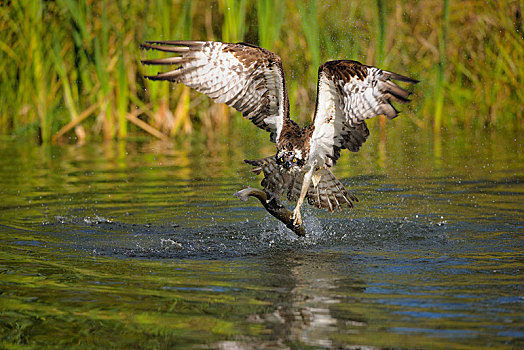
[309,60,419,165]
[140,40,290,143]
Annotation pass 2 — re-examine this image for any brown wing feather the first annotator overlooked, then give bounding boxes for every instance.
[141,41,290,143]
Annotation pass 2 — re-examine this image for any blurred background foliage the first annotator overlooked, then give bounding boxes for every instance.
[0,0,522,144]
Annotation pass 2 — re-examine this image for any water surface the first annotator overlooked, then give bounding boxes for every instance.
[0,126,522,349]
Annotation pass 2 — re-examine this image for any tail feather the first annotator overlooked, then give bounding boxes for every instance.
[245,158,357,212]
[306,169,357,211]
[288,168,357,212]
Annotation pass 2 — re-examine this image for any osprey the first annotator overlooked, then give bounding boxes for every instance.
[141,41,418,228]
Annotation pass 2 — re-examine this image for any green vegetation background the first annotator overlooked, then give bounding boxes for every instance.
[0,0,522,144]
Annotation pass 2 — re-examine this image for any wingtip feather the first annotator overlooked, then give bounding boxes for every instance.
[385,71,420,84]
[141,57,191,66]
[145,40,205,46]
[140,42,195,53]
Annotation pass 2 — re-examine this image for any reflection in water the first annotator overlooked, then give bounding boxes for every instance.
[209,252,355,350]
[255,254,346,348]
[262,255,360,348]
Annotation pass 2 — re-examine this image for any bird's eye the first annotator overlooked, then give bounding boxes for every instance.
[292,157,297,163]
[279,157,284,163]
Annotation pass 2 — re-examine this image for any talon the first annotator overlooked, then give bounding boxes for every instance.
[292,208,302,226]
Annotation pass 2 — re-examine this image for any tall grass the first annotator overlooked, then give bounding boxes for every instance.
[219,0,249,42]
[374,0,386,67]
[433,0,449,134]
[296,0,321,76]
[0,0,521,144]
[141,0,194,137]
[257,0,285,51]
[374,0,388,165]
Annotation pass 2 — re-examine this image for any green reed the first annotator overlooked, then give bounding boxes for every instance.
[140,0,194,138]
[296,0,321,77]
[117,47,129,139]
[375,0,386,67]
[219,0,248,42]
[257,0,285,51]
[433,0,449,133]
[1,1,57,142]
[0,0,522,144]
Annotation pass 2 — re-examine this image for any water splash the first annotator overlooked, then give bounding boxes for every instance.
[41,213,452,261]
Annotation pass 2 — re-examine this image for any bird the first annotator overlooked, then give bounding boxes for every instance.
[140,40,419,227]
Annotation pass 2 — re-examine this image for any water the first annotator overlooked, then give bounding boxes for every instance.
[0,126,522,349]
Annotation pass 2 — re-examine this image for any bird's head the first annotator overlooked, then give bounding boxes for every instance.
[276,149,305,172]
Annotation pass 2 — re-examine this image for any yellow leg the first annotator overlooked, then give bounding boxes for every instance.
[292,167,314,226]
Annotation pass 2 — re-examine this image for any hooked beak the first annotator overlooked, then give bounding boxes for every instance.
[282,160,292,170]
